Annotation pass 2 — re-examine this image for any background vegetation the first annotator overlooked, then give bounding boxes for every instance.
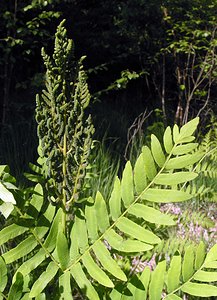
[1,0,217,176]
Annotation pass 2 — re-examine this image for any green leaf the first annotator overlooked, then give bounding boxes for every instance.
[70,263,99,300]
[116,217,160,244]
[204,261,217,269]
[0,257,7,293]
[0,202,14,219]
[26,184,44,218]
[151,135,166,167]
[134,267,151,300]
[195,241,206,269]
[163,126,173,154]
[173,124,180,144]
[95,192,110,232]
[2,236,38,264]
[109,177,121,220]
[134,154,147,194]
[166,152,204,169]
[149,260,166,300]
[0,224,28,246]
[0,182,16,204]
[142,188,192,203]
[82,252,114,288]
[181,282,217,297]
[85,198,99,242]
[142,146,157,180]
[179,117,199,139]
[14,248,46,278]
[29,262,59,297]
[105,229,153,252]
[8,272,23,300]
[153,172,198,185]
[121,162,134,207]
[74,210,89,254]
[193,270,217,282]
[69,225,79,262]
[172,143,198,155]
[167,255,181,292]
[204,244,217,264]
[182,245,195,282]
[92,241,127,281]
[43,208,63,251]
[59,271,73,300]
[57,230,69,270]
[128,204,175,225]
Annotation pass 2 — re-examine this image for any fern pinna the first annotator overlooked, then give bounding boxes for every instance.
[1,21,217,300]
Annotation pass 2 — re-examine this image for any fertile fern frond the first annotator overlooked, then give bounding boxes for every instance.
[35,20,94,207]
[0,118,205,298]
[115,242,217,299]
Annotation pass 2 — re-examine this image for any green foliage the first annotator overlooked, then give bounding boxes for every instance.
[1,21,217,300]
[115,242,217,299]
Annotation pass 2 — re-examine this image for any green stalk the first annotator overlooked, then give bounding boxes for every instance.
[62,131,67,233]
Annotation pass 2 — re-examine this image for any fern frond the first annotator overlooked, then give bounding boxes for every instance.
[115,241,217,299]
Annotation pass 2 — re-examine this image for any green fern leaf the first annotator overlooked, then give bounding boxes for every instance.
[104,229,153,252]
[182,245,195,282]
[151,134,166,167]
[2,236,38,264]
[167,255,181,292]
[115,217,160,244]
[142,146,157,180]
[95,192,110,232]
[70,263,100,300]
[172,143,198,155]
[29,261,59,297]
[92,240,127,281]
[121,161,134,207]
[195,241,206,269]
[81,252,114,287]
[0,257,7,294]
[109,177,122,220]
[142,188,192,203]
[179,117,199,139]
[57,230,69,270]
[153,172,198,185]
[173,124,180,143]
[134,267,151,300]
[204,243,217,264]
[0,224,28,247]
[74,211,89,254]
[181,282,217,297]
[85,198,99,242]
[193,270,217,282]
[165,152,204,169]
[128,203,175,225]
[149,260,166,300]
[163,126,173,154]
[8,272,23,300]
[134,153,147,194]
[59,271,73,300]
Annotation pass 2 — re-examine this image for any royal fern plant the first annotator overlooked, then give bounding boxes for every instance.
[1,21,217,300]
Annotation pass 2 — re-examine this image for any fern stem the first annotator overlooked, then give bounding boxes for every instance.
[62,131,67,233]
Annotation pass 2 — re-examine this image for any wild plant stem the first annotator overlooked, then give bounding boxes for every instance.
[62,132,67,233]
